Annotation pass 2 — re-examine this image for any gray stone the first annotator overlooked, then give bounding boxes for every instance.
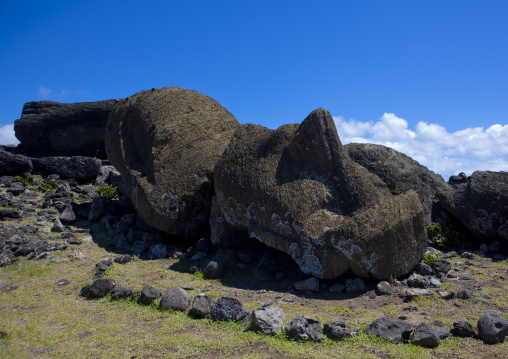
[139,285,162,304]
[488,241,502,253]
[411,323,440,348]
[0,151,33,175]
[414,262,434,276]
[294,277,319,292]
[190,295,214,317]
[407,273,431,288]
[477,310,508,344]
[429,277,441,287]
[33,156,102,182]
[462,252,474,259]
[106,87,239,239]
[432,260,452,277]
[51,218,65,232]
[82,278,116,298]
[149,243,168,259]
[437,290,455,299]
[479,243,489,253]
[111,287,133,300]
[212,108,426,280]
[324,320,359,339]
[252,306,286,335]
[60,205,76,224]
[375,281,392,296]
[452,321,475,337]
[328,283,345,293]
[114,254,133,264]
[365,317,415,343]
[159,287,190,311]
[210,297,249,321]
[456,289,473,300]
[406,288,434,300]
[345,278,366,294]
[285,315,323,342]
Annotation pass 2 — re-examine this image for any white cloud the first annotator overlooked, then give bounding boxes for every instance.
[334,113,508,180]
[0,124,20,146]
[36,86,90,100]
[36,85,53,98]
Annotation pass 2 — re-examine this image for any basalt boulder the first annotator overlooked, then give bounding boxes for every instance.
[345,143,450,226]
[105,87,239,239]
[439,171,508,243]
[211,108,427,280]
[14,99,118,158]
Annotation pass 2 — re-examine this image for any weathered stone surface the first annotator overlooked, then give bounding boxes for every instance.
[139,285,162,304]
[0,150,32,175]
[190,295,213,317]
[375,281,392,296]
[252,306,286,335]
[81,278,116,298]
[477,310,508,344]
[411,323,440,348]
[440,171,508,243]
[106,87,239,239]
[0,209,21,220]
[159,287,189,311]
[212,108,426,280]
[32,156,102,182]
[407,273,431,288]
[345,143,450,226]
[14,99,118,158]
[285,315,323,342]
[324,320,359,339]
[406,288,434,300]
[365,317,415,343]
[210,297,249,321]
[294,277,319,291]
[452,321,475,337]
[345,278,366,293]
[111,287,132,300]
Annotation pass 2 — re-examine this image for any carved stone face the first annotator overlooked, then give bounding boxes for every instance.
[211,108,427,280]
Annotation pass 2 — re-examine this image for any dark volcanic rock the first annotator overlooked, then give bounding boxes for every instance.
[285,315,323,342]
[411,323,440,348]
[452,321,475,337]
[212,108,426,280]
[139,285,162,305]
[81,278,116,298]
[210,297,249,321]
[0,209,21,220]
[345,143,450,226]
[190,295,214,317]
[0,150,33,175]
[32,156,102,182]
[251,306,286,335]
[440,171,508,243]
[14,99,118,158]
[106,87,239,239]
[365,317,415,343]
[477,310,508,344]
[324,320,359,339]
[110,287,132,300]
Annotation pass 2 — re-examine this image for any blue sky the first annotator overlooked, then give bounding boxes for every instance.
[1,1,507,178]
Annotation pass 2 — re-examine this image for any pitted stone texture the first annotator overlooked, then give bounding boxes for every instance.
[251,306,286,335]
[285,315,323,342]
[477,310,508,344]
[210,297,249,321]
[212,108,426,280]
[365,317,415,343]
[440,171,508,243]
[0,151,32,175]
[324,320,359,339]
[411,323,440,348]
[81,278,116,298]
[159,287,190,311]
[452,321,475,337]
[106,87,239,239]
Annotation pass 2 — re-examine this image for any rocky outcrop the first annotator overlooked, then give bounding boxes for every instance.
[0,150,32,175]
[440,171,508,243]
[14,99,118,158]
[212,108,427,280]
[345,143,450,226]
[106,87,239,239]
[31,156,102,182]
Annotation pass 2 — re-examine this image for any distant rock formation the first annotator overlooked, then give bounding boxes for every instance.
[345,143,451,226]
[106,87,239,239]
[440,171,508,243]
[211,108,427,280]
[14,99,118,158]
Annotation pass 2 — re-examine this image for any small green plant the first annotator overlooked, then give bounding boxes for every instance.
[387,274,397,284]
[37,179,59,192]
[422,252,440,266]
[96,183,119,198]
[426,221,464,250]
[15,175,33,186]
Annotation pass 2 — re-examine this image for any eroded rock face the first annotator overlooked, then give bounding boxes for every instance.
[14,100,118,158]
[345,143,451,226]
[212,108,427,280]
[106,87,239,238]
[440,171,508,243]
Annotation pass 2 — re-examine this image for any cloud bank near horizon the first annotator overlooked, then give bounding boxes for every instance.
[0,124,19,146]
[334,113,508,180]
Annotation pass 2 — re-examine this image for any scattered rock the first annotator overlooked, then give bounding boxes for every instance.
[210,297,249,321]
[285,315,323,342]
[60,205,76,224]
[81,278,116,298]
[452,321,475,337]
[139,285,162,305]
[149,243,168,260]
[294,277,320,292]
[456,289,472,300]
[328,283,345,293]
[432,260,452,278]
[407,273,431,288]
[411,323,440,348]
[159,287,190,311]
[414,262,434,276]
[375,281,392,296]
[114,255,133,264]
[252,306,286,335]
[55,279,69,286]
[111,287,133,300]
[0,209,21,220]
[51,218,65,232]
[345,278,366,294]
[365,317,415,343]
[406,288,433,300]
[477,310,508,344]
[190,295,214,317]
[324,320,359,340]
[0,331,7,339]
[437,290,455,299]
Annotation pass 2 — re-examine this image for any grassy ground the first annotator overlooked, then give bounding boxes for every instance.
[1,225,508,358]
